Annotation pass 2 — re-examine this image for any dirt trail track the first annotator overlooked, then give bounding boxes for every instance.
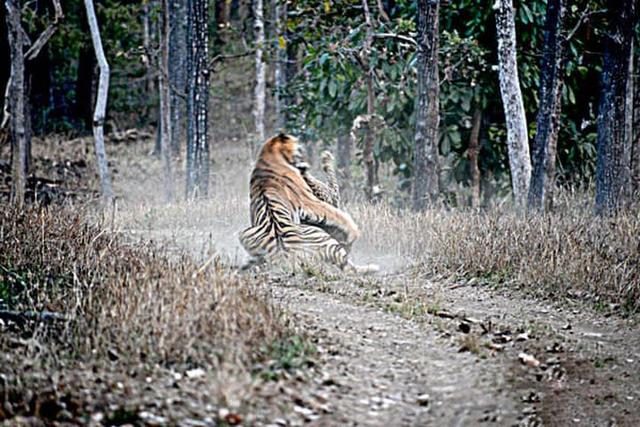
[269,283,521,426]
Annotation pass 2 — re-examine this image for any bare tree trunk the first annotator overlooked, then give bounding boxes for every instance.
[83,0,114,201]
[632,44,640,196]
[186,0,209,198]
[595,0,635,214]
[273,0,287,131]
[169,0,187,154]
[141,0,155,121]
[468,107,482,208]
[5,0,26,208]
[253,0,266,147]
[159,0,173,201]
[412,0,440,210]
[624,39,633,196]
[495,0,531,208]
[528,0,566,211]
[361,0,377,201]
[337,133,352,190]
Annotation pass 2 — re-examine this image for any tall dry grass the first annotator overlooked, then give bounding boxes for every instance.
[352,196,640,314]
[0,205,287,369]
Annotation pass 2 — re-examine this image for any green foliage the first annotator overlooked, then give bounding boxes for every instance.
[257,335,316,381]
[286,0,612,199]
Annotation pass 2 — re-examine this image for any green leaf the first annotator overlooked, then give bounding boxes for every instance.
[328,80,337,98]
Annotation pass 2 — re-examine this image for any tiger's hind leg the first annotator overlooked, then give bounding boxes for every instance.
[285,224,379,274]
[238,225,270,271]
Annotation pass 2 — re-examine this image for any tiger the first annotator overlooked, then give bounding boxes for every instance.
[239,133,377,273]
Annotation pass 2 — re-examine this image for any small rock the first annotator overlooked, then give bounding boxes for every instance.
[519,352,541,368]
[417,394,430,406]
[139,411,168,426]
[186,368,205,379]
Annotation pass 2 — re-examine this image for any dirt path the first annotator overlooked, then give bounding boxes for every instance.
[266,284,522,426]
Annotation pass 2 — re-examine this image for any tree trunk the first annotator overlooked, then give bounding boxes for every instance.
[83,0,114,201]
[273,0,286,131]
[632,43,640,196]
[528,0,566,211]
[495,0,531,208]
[624,39,634,196]
[5,0,26,208]
[412,0,440,210]
[253,0,266,148]
[141,0,155,120]
[169,0,187,154]
[595,0,635,214]
[361,0,377,201]
[159,0,174,201]
[337,133,352,190]
[186,0,210,198]
[468,107,482,208]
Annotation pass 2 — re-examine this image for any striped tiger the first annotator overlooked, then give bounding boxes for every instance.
[239,134,377,273]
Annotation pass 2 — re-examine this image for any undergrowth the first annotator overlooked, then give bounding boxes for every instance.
[353,198,640,315]
[0,205,306,423]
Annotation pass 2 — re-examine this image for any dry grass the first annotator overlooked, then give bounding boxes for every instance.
[0,204,301,423]
[352,196,640,314]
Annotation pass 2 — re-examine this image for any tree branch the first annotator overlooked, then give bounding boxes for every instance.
[25,0,64,60]
[566,7,606,42]
[207,50,256,70]
[373,32,417,47]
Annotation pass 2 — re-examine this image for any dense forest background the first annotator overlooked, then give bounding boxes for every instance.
[1,0,639,208]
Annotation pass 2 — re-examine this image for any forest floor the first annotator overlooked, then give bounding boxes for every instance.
[2,136,640,426]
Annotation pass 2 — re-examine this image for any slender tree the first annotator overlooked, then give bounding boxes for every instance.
[361,0,377,201]
[186,0,209,198]
[273,0,287,131]
[494,0,531,208]
[84,0,114,201]
[169,0,187,154]
[253,0,266,147]
[336,133,352,190]
[4,0,63,206]
[528,0,566,211]
[632,45,640,196]
[595,0,636,214]
[468,107,482,208]
[412,0,440,210]
[5,0,26,208]
[159,0,174,201]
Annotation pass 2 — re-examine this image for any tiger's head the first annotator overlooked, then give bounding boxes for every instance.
[259,133,307,170]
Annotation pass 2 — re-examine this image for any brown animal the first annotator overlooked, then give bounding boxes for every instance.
[239,134,377,273]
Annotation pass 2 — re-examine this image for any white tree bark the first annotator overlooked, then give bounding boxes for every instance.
[254,0,266,146]
[494,0,531,207]
[83,0,114,201]
[159,0,174,201]
[5,0,26,208]
[273,0,286,131]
